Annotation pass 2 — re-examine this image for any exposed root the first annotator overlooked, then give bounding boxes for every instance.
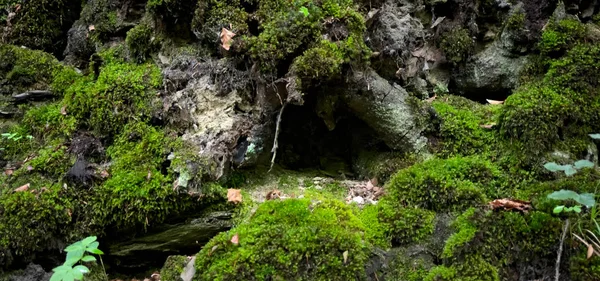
[269,102,287,172]
[555,219,569,281]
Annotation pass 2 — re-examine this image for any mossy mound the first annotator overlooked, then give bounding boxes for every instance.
[194,199,370,281]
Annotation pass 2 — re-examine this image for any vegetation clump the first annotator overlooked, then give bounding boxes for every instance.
[440,28,474,64]
[194,199,370,281]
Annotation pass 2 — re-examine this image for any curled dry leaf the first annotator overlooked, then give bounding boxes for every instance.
[220,28,236,51]
[588,244,594,259]
[14,183,30,192]
[231,233,239,245]
[4,169,13,176]
[209,245,219,256]
[227,189,243,204]
[486,99,504,105]
[266,189,282,200]
[88,25,95,32]
[425,94,437,103]
[60,105,67,115]
[343,250,349,264]
[489,198,532,212]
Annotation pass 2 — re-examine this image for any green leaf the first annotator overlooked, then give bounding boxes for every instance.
[81,255,96,262]
[65,241,83,252]
[589,133,600,139]
[553,205,565,214]
[52,265,72,273]
[65,249,84,266]
[574,160,595,169]
[1,133,10,137]
[50,272,64,281]
[86,241,99,250]
[544,162,565,172]
[87,248,104,255]
[299,6,309,16]
[73,265,89,274]
[573,206,582,213]
[577,193,596,208]
[81,236,97,246]
[71,269,83,280]
[548,190,580,201]
[564,165,578,176]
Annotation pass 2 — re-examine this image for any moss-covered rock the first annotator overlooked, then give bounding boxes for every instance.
[160,255,189,281]
[384,156,505,212]
[440,28,474,64]
[538,19,586,56]
[194,199,370,280]
[126,23,159,62]
[3,0,81,56]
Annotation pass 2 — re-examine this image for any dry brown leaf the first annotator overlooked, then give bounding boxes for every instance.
[60,105,67,115]
[88,25,95,32]
[220,28,236,51]
[67,209,72,217]
[227,189,242,204]
[489,198,532,212]
[343,250,349,264]
[588,244,595,259]
[147,170,152,181]
[370,178,378,187]
[266,189,281,200]
[425,94,437,103]
[15,183,30,192]
[486,99,504,105]
[100,170,110,178]
[231,233,239,245]
[5,169,13,176]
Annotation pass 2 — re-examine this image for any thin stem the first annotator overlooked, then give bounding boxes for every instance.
[99,255,108,281]
[555,219,569,281]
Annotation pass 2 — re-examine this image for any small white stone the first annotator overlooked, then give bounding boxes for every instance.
[352,196,365,205]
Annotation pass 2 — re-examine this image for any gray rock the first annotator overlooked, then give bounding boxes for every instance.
[63,24,95,68]
[452,39,529,99]
[108,211,232,268]
[343,69,429,152]
[1,264,51,281]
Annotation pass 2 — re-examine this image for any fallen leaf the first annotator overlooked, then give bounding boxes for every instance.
[220,28,236,51]
[100,170,110,178]
[147,170,152,181]
[88,25,95,32]
[486,99,504,105]
[5,169,13,176]
[231,233,239,245]
[60,105,67,115]
[209,245,219,256]
[266,189,281,200]
[150,272,160,281]
[67,209,72,217]
[588,244,594,259]
[343,250,349,264]
[426,94,437,103]
[227,189,243,204]
[430,16,446,29]
[480,123,497,129]
[14,183,29,192]
[489,198,532,212]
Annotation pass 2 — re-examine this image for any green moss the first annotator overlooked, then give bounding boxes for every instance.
[440,28,474,64]
[539,19,586,56]
[160,255,189,281]
[571,252,600,281]
[0,44,62,94]
[63,59,162,136]
[505,11,525,31]
[6,0,80,55]
[194,199,370,281]
[80,0,120,43]
[424,256,499,281]
[431,97,498,157]
[192,0,248,43]
[442,208,477,258]
[126,23,159,62]
[291,40,344,79]
[357,204,391,249]
[377,202,435,245]
[22,103,78,140]
[353,151,420,183]
[384,156,503,212]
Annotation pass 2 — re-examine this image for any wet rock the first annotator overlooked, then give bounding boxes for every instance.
[12,90,55,103]
[63,24,96,68]
[343,69,429,152]
[1,263,51,281]
[108,211,232,269]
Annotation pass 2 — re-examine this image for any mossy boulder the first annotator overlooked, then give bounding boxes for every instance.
[194,199,371,280]
[3,0,81,56]
[440,28,474,65]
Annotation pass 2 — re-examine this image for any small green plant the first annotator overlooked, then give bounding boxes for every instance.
[299,6,309,17]
[547,190,596,214]
[1,132,33,142]
[544,160,595,176]
[51,236,107,281]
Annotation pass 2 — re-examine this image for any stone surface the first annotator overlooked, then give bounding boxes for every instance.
[1,264,51,281]
[342,69,429,152]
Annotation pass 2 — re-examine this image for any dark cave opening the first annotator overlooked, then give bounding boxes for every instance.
[276,94,389,176]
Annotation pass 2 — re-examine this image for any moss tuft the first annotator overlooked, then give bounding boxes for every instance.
[126,23,159,62]
[160,255,189,281]
[440,28,474,64]
[539,19,586,56]
[377,202,435,245]
[195,199,370,280]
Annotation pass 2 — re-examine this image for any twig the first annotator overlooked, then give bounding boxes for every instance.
[555,219,569,281]
[269,102,287,172]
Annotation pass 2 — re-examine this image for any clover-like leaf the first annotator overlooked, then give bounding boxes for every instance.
[548,190,580,201]
[574,160,595,169]
[81,255,96,262]
[577,193,596,208]
[553,205,565,214]
[544,162,566,172]
[81,236,97,247]
[564,165,578,176]
[573,205,582,213]
[589,133,600,140]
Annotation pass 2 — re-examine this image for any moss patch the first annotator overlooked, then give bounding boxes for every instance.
[194,199,370,280]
